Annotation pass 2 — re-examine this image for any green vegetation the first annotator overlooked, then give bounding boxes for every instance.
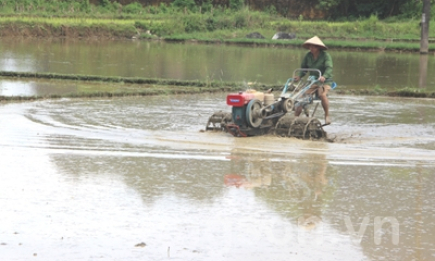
[1,0,430,20]
[0,1,433,51]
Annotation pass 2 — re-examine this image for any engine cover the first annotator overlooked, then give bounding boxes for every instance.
[231,106,247,127]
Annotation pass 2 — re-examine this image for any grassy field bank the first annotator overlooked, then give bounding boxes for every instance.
[0,13,434,52]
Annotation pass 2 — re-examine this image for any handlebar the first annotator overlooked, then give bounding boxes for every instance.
[280,68,322,99]
[292,68,322,80]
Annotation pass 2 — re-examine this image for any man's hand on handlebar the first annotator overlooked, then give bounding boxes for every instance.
[294,74,325,82]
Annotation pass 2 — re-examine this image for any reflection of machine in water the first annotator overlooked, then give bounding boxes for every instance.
[223,151,335,230]
[224,156,273,189]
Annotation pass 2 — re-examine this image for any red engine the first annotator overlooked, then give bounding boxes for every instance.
[226,91,255,107]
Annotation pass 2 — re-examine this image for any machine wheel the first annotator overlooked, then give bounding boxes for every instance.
[282,99,294,113]
[302,118,326,139]
[246,99,264,128]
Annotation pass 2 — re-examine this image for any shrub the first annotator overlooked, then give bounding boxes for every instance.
[398,1,422,19]
[229,0,244,11]
[134,21,148,30]
[360,14,379,34]
[201,0,213,13]
[123,2,143,14]
[234,12,246,28]
[182,14,206,33]
[249,11,267,28]
[276,22,295,32]
[80,0,91,13]
[172,0,197,13]
[205,16,216,31]
[157,3,170,14]
[147,20,184,36]
[265,5,277,16]
[214,15,233,30]
[97,0,118,13]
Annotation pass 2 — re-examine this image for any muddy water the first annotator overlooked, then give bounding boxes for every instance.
[1,38,435,93]
[1,92,434,261]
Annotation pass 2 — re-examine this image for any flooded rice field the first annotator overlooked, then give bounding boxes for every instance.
[1,92,434,261]
[1,38,435,91]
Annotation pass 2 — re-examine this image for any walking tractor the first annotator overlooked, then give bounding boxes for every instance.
[206,69,337,140]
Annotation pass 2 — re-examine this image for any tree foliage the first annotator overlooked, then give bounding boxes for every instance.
[311,0,431,19]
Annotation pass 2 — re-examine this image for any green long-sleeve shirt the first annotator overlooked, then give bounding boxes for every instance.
[298,50,333,83]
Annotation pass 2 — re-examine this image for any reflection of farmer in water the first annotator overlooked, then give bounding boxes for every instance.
[283,155,328,201]
[281,154,328,231]
[224,151,330,231]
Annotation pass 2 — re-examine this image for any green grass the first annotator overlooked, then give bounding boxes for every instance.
[1,7,435,51]
[0,16,135,26]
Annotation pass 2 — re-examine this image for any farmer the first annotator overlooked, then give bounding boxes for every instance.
[294,36,333,125]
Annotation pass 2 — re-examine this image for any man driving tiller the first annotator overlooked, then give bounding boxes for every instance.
[293,36,333,125]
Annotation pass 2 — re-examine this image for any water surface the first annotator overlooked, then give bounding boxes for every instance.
[1,38,434,94]
[0,93,434,260]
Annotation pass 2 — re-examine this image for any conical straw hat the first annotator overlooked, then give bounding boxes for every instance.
[302,36,327,50]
